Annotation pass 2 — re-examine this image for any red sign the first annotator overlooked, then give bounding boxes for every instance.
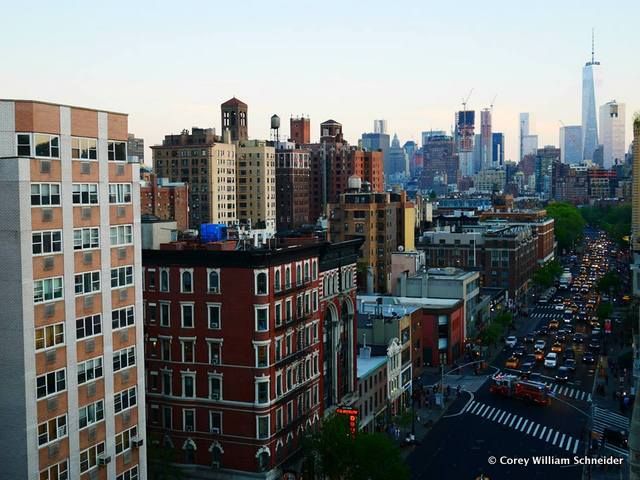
[336,407,359,437]
[604,319,612,334]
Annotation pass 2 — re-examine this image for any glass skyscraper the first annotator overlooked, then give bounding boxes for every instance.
[581,36,600,161]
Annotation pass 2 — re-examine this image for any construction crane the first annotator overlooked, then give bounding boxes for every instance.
[490,94,497,114]
[462,88,474,113]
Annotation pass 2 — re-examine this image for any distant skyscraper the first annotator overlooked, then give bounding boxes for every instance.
[519,113,537,161]
[387,134,409,177]
[456,110,475,176]
[582,32,601,161]
[480,109,493,169]
[599,100,625,169]
[560,125,583,164]
[421,130,446,147]
[403,140,418,175]
[492,133,504,166]
[373,119,388,134]
[361,131,390,178]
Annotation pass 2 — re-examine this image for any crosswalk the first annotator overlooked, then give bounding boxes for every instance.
[592,406,630,457]
[462,400,583,454]
[546,383,591,403]
[531,312,563,319]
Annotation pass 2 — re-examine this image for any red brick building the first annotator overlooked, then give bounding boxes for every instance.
[140,173,189,231]
[142,238,362,479]
[276,147,311,231]
[289,117,310,145]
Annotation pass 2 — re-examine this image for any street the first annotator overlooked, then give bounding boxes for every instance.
[408,229,631,479]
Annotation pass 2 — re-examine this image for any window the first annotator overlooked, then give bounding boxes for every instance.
[111,265,133,288]
[163,406,172,429]
[182,374,195,398]
[160,269,169,291]
[274,269,281,291]
[36,368,66,399]
[160,303,170,327]
[115,426,137,455]
[181,340,195,363]
[210,411,222,433]
[304,262,310,281]
[78,357,103,385]
[276,407,283,431]
[31,183,61,206]
[162,371,172,395]
[183,409,195,431]
[257,415,270,439]
[75,271,100,296]
[207,269,220,293]
[76,314,101,339]
[34,277,63,303]
[209,342,221,365]
[73,227,99,250]
[116,466,139,480]
[35,323,64,351]
[17,133,31,156]
[113,346,136,372]
[181,269,193,293]
[275,338,282,362]
[256,380,269,404]
[274,302,282,327]
[112,306,135,330]
[256,344,268,368]
[160,339,171,361]
[114,387,137,413]
[37,414,67,446]
[32,230,62,255]
[276,372,283,397]
[209,376,222,400]
[312,260,318,280]
[79,400,104,429]
[312,290,318,312]
[71,137,97,160]
[255,271,268,295]
[34,134,60,158]
[285,299,292,323]
[80,442,105,473]
[110,225,133,246]
[108,141,127,161]
[181,303,194,328]
[255,306,268,332]
[72,183,99,205]
[109,183,132,204]
[285,266,291,288]
[39,460,68,480]
[208,304,221,329]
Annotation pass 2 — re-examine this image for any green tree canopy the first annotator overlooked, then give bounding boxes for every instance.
[532,260,563,288]
[303,415,409,480]
[581,204,631,247]
[596,302,613,321]
[546,202,586,252]
[596,271,622,295]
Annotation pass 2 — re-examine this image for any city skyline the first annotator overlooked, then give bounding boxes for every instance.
[2,1,639,163]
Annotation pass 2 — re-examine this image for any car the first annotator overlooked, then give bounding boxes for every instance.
[588,340,601,353]
[538,326,549,336]
[551,342,563,353]
[563,349,575,360]
[564,324,575,334]
[544,352,558,368]
[555,333,567,343]
[505,356,520,369]
[513,346,527,358]
[573,333,584,344]
[520,362,535,376]
[603,428,629,449]
[590,319,601,328]
[534,350,545,362]
[555,366,571,382]
[564,358,577,371]
[555,303,565,311]
[505,336,517,348]
[524,353,536,364]
[523,333,535,343]
[582,351,596,364]
[548,319,560,329]
[591,327,602,336]
[534,340,546,350]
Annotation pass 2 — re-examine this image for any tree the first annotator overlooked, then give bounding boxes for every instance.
[147,435,185,480]
[580,204,631,247]
[596,302,613,321]
[546,202,586,252]
[302,415,409,480]
[596,271,621,296]
[532,260,563,288]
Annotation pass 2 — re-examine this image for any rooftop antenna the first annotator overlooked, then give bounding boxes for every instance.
[591,27,595,64]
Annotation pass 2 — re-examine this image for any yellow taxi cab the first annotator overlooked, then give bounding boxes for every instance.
[534,350,545,362]
[551,342,563,353]
[548,319,559,329]
[505,356,519,369]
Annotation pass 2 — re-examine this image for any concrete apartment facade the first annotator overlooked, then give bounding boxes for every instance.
[151,128,237,228]
[236,139,276,230]
[0,99,146,480]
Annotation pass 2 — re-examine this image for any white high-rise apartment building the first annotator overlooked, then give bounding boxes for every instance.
[0,100,146,480]
[374,119,388,135]
[599,100,625,169]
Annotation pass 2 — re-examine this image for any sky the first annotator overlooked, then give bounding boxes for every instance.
[2,0,639,164]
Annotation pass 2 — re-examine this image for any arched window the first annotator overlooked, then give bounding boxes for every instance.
[212,446,223,468]
[208,270,220,293]
[296,264,302,286]
[256,272,268,295]
[312,260,317,280]
[304,263,310,282]
[181,270,192,293]
[274,270,281,291]
[160,269,169,292]
[257,451,270,472]
[285,266,291,289]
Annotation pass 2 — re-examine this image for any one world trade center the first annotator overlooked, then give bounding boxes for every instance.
[582,31,600,161]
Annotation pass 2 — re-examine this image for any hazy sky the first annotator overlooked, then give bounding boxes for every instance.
[2,0,638,163]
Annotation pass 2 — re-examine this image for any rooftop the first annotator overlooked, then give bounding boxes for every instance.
[221,97,247,107]
[357,355,387,379]
[358,295,461,310]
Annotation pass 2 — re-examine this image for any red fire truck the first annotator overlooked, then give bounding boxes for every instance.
[489,374,550,405]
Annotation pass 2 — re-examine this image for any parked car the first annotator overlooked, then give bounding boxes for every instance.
[544,352,558,368]
[505,336,518,348]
